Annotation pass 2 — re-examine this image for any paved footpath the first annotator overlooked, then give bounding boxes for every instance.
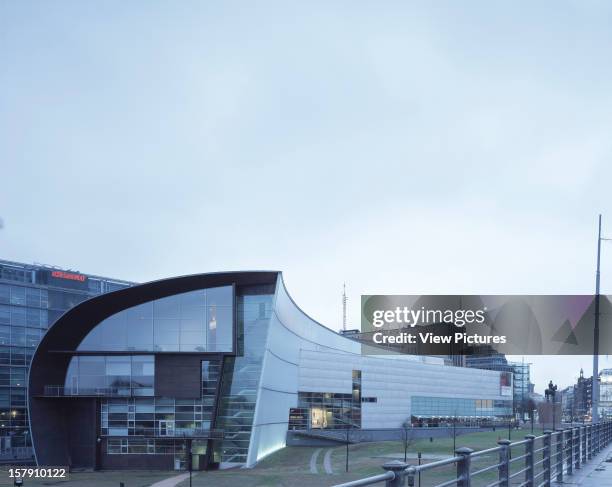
[553,443,612,486]
[149,471,196,487]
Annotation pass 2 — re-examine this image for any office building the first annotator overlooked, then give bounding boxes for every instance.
[0,259,132,459]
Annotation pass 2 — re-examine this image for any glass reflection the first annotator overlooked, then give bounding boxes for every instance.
[77,286,233,352]
[64,355,154,396]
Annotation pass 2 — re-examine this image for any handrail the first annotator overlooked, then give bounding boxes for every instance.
[332,471,395,487]
[332,421,612,487]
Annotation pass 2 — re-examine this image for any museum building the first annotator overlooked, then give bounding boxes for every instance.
[28,271,511,470]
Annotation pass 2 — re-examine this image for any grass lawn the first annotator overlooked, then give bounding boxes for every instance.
[0,469,175,487]
[177,427,546,487]
[0,428,551,487]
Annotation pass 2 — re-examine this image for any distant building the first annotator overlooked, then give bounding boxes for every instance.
[599,368,612,419]
[560,386,575,422]
[465,351,533,419]
[0,259,133,460]
[574,369,593,421]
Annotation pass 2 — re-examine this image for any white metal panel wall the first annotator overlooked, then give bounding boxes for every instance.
[245,275,506,465]
[298,349,506,429]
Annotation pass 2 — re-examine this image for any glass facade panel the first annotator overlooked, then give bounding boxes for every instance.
[410,396,512,426]
[215,285,273,464]
[64,356,155,396]
[78,287,233,352]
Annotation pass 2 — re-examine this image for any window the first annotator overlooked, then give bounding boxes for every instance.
[26,308,40,327]
[65,355,155,396]
[0,285,9,304]
[9,287,25,306]
[78,287,234,352]
[25,288,40,307]
[10,308,25,327]
[0,306,9,325]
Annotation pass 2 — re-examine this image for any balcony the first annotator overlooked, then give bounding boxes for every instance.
[103,428,225,439]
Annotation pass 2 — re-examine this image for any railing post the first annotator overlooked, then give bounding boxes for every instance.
[596,423,600,453]
[555,430,563,483]
[525,435,535,487]
[582,426,587,464]
[405,466,416,487]
[543,430,552,486]
[382,460,408,487]
[588,425,593,460]
[455,447,473,487]
[596,423,601,454]
[575,427,581,470]
[566,428,573,476]
[498,439,511,487]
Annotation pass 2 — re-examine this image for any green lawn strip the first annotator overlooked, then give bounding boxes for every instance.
[0,470,173,487]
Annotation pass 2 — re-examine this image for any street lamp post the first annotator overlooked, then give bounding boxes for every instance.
[345,426,350,473]
[545,381,558,431]
[453,415,456,454]
[508,415,512,440]
[402,422,410,462]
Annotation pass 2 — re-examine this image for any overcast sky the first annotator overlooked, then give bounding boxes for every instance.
[2,1,612,393]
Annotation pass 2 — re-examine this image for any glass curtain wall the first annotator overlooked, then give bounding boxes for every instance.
[214,285,273,464]
[64,355,154,396]
[77,287,234,353]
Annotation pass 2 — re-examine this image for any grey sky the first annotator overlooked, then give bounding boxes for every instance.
[2,1,612,393]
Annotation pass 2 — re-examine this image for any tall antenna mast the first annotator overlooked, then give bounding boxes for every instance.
[342,282,347,331]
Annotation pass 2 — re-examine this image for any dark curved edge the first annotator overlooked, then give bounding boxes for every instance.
[28,270,279,467]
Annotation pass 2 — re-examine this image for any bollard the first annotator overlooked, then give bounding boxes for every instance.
[555,430,564,483]
[543,431,552,486]
[382,460,408,487]
[455,447,473,487]
[405,466,417,487]
[566,429,573,476]
[498,439,511,487]
[525,435,536,487]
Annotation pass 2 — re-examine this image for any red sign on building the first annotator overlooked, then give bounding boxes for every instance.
[51,270,87,282]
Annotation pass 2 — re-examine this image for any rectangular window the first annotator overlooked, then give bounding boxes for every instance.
[0,305,9,325]
[0,285,9,304]
[26,308,40,327]
[10,287,25,306]
[25,288,40,307]
[10,308,25,327]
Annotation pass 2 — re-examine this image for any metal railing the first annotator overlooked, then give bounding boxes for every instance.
[102,428,224,439]
[333,421,612,487]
